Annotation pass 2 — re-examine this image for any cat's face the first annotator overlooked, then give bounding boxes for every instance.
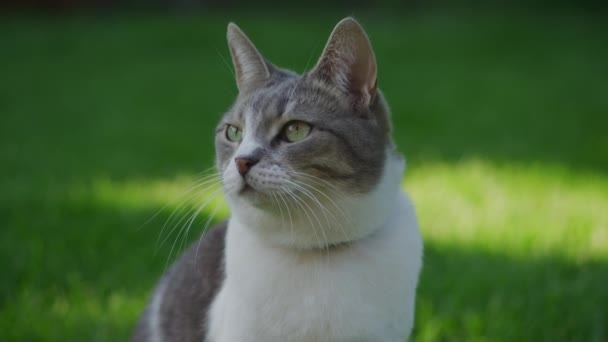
[216,19,395,231]
[216,73,389,205]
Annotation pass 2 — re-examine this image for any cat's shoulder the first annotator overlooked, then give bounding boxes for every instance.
[182,221,228,268]
[133,222,228,342]
[165,221,228,293]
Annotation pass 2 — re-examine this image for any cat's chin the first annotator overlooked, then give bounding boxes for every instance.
[233,185,275,209]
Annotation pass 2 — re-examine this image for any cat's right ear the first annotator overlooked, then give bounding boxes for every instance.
[311,18,377,108]
[227,23,271,93]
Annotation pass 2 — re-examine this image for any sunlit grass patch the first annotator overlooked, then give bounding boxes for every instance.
[75,174,231,219]
[74,159,608,263]
[406,159,608,260]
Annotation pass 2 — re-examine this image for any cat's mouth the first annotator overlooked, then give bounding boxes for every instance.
[236,181,276,208]
[232,170,285,201]
[237,174,267,194]
[239,183,255,194]
[238,179,265,196]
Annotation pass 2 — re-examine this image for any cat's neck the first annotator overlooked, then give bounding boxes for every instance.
[228,149,406,250]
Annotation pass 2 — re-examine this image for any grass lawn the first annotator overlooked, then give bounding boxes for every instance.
[1,9,607,341]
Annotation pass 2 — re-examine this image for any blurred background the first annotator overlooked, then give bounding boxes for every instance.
[1,0,607,340]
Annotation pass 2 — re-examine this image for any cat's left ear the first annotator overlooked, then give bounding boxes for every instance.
[227,23,272,93]
[311,18,377,107]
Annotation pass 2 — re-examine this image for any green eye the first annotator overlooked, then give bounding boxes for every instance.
[282,121,312,143]
[225,124,243,142]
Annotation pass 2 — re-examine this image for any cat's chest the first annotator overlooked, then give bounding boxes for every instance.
[206,207,421,342]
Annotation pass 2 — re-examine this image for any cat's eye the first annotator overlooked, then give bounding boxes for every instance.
[282,121,312,143]
[225,124,243,143]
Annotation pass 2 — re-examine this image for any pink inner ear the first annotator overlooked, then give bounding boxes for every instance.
[312,19,378,106]
[361,57,378,98]
[347,48,377,105]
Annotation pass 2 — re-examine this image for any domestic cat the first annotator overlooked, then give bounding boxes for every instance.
[133,17,423,342]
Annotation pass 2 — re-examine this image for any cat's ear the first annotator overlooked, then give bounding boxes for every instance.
[311,18,377,106]
[227,23,271,93]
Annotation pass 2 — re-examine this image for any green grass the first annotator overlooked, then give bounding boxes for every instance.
[1,10,607,341]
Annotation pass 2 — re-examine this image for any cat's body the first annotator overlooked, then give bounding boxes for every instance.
[134,18,423,342]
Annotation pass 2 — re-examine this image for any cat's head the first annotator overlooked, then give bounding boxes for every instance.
[216,18,403,248]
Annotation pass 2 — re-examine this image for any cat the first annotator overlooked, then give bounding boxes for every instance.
[133,17,423,342]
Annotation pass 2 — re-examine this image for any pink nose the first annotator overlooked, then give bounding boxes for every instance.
[235,157,258,177]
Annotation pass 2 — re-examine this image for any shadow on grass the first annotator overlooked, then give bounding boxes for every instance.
[414,243,608,341]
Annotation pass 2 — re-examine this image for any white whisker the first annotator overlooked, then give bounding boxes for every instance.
[139,171,221,232]
[276,190,295,243]
[285,180,334,262]
[156,183,222,251]
[284,188,325,254]
[155,178,222,248]
[194,201,223,260]
[161,186,223,266]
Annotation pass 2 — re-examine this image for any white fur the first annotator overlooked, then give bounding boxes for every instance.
[235,125,262,157]
[207,155,423,342]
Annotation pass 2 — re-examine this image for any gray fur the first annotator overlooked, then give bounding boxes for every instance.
[215,74,391,195]
[132,224,227,342]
